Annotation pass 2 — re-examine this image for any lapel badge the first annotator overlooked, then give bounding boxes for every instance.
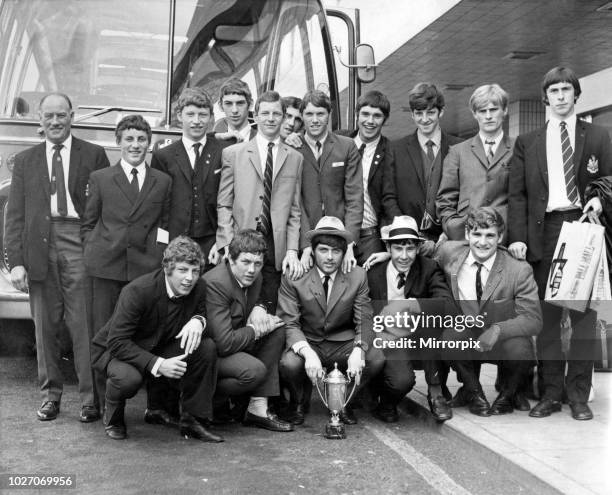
[85,183,90,197]
[586,155,599,174]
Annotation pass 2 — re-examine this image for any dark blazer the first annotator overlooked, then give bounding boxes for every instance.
[151,137,223,240]
[5,137,109,280]
[202,260,262,357]
[294,133,363,247]
[91,268,207,374]
[383,131,462,234]
[508,120,612,262]
[277,266,373,348]
[81,162,172,281]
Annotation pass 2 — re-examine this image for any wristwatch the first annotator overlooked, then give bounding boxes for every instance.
[354,340,368,352]
[191,315,206,329]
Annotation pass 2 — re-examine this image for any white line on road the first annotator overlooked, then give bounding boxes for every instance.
[364,422,473,495]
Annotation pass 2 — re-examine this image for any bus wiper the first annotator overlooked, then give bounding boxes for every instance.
[74,105,161,123]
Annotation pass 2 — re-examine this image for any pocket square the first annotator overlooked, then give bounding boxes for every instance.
[332,161,345,168]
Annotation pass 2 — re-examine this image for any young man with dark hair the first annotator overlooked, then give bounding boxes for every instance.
[151,87,223,269]
[203,229,293,432]
[280,96,303,140]
[91,236,222,442]
[508,66,612,420]
[214,77,257,145]
[277,216,384,425]
[437,207,542,416]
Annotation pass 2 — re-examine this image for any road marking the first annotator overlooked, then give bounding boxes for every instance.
[364,422,473,495]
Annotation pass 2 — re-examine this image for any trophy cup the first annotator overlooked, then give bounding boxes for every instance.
[315,363,357,439]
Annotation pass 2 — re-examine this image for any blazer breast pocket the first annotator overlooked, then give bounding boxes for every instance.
[331,161,345,168]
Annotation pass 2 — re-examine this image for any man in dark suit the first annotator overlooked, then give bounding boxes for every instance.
[151,88,223,269]
[213,78,257,147]
[203,230,293,432]
[5,92,109,422]
[294,90,363,273]
[382,83,462,257]
[91,236,222,442]
[437,84,514,241]
[508,67,612,420]
[367,216,456,422]
[82,115,172,336]
[438,207,542,416]
[277,217,384,425]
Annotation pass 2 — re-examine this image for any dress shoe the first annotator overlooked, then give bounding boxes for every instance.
[144,408,178,426]
[449,386,469,408]
[103,400,127,440]
[488,394,514,415]
[372,403,399,423]
[529,399,562,418]
[180,413,224,442]
[511,392,531,412]
[569,402,593,421]
[441,385,453,403]
[37,401,60,421]
[428,395,453,421]
[243,410,294,432]
[280,404,306,425]
[338,406,357,425]
[79,405,100,423]
[467,391,490,417]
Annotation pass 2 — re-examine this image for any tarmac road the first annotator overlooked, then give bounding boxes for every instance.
[0,356,560,495]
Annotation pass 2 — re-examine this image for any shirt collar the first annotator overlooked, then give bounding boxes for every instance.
[479,131,503,148]
[417,128,441,150]
[182,135,207,152]
[256,133,281,149]
[316,266,337,283]
[46,134,72,154]
[165,276,180,299]
[548,113,577,130]
[354,134,381,152]
[465,251,497,272]
[120,159,147,177]
[305,132,328,149]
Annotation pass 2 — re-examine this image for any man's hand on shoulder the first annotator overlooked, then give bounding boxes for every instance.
[342,244,357,274]
[282,250,304,280]
[508,242,527,260]
[300,247,314,271]
[284,132,303,148]
[10,266,28,293]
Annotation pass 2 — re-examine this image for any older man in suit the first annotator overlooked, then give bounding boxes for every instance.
[437,84,514,241]
[293,90,363,273]
[91,236,221,442]
[217,90,303,312]
[5,92,109,422]
[382,83,462,256]
[437,207,542,416]
[277,217,384,425]
[151,88,223,269]
[508,67,612,420]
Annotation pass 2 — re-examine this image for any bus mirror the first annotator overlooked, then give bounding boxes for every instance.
[355,44,376,83]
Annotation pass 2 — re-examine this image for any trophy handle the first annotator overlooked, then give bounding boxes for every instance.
[343,376,358,409]
[314,377,329,409]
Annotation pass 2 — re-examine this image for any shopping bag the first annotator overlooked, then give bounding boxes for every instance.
[545,216,605,312]
[590,237,612,318]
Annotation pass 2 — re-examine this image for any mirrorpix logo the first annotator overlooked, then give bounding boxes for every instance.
[548,243,567,298]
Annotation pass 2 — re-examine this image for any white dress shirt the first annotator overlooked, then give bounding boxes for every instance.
[479,131,503,158]
[120,159,146,190]
[304,132,328,159]
[457,251,496,302]
[546,114,581,211]
[182,135,207,168]
[255,134,281,174]
[417,128,442,158]
[45,135,78,218]
[354,134,380,228]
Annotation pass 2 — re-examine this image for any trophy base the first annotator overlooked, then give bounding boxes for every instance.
[324,422,346,439]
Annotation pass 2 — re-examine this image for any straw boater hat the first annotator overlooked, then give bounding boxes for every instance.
[305,216,354,244]
[380,216,425,242]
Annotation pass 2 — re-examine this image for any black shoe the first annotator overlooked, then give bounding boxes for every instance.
[372,403,399,423]
[180,413,224,442]
[243,410,294,432]
[449,386,469,408]
[488,394,514,415]
[569,402,593,421]
[280,404,306,425]
[103,400,127,440]
[144,408,178,427]
[37,401,60,421]
[529,399,562,418]
[512,392,531,412]
[467,391,490,417]
[338,406,357,425]
[428,395,453,421]
[79,405,100,423]
[441,385,452,403]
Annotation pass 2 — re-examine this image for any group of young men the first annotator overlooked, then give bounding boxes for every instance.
[5,66,611,445]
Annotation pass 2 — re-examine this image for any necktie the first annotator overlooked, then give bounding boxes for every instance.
[397,272,406,290]
[560,121,579,204]
[322,275,330,300]
[475,262,483,303]
[425,140,435,163]
[192,142,201,167]
[358,143,366,158]
[485,140,495,164]
[51,144,68,216]
[258,142,274,236]
[315,140,322,169]
[130,168,140,198]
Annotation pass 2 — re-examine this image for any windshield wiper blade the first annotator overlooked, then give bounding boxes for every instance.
[75,105,161,122]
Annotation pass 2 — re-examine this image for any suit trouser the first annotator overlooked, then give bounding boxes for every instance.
[105,337,217,419]
[29,221,94,406]
[216,327,285,398]
[279,340,385,405]
[355,229,385,266]
[531,210,596,404]
[192,234,216,274]
[259,230,281,313]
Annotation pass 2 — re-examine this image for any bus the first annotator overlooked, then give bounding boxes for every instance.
[0,0,375,319]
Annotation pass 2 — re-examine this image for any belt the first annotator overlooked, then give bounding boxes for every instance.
[360,227,379,236]
[545,208,581,217]
[50,216,81,224]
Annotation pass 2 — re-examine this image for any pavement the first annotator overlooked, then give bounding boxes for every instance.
[405,364,612,495]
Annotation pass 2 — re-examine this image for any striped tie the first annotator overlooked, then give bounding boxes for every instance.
[258,142,274,236]
[560,121,579,204]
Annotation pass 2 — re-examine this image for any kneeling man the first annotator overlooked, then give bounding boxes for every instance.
[91,237,222,442]
[203,229,293,432]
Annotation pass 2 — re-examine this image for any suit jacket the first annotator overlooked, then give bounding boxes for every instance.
[277,266,373,348]
[436,241,542,340]
[151,137,223,240]
[202,260,262,357]
[216,137,303,270]
[81,162,172,281]
[383,131,462,235]
[5,136,110,280]
[437,134,514,240]
[91,268,207,374]
[508,120,612,262]
[295,133,363,247]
